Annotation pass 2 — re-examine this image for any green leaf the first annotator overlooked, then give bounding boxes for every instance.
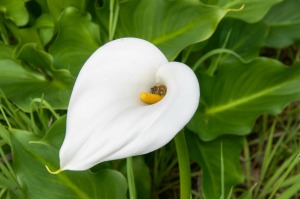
[9,117,127,199]
[0,42,14,59]
[34,14,55,46]
[42,115,66,149]
[186,133,244,199]
[32,0,49,14]
[10,13,54,48]
[18,43,53,71]
[188,58,300,140]
[201,0,282,22]
[49,7,100,76]
[0,43,74,111]
[0,16,8,44]
[223,0,282,23]
[0,0,29,26]
[97,0,226,60]
[263,0,300,48]
[46,0,86,19]
[238,190,253,199]
[17,27,44,49]
[203,19,268,61]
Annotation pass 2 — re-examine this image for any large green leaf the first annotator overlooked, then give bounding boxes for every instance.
[186,132,244,199]
[97,0,226,60]
[49,7,100,76]
[203,19,268,61]
[213,0,282,23]
[0,43,74,111]
[0,0,29,26]
[188,58,300,140]
[263,0,300,48]
[9,116,127,199]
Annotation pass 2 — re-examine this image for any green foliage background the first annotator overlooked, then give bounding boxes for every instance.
[0,0,300,198]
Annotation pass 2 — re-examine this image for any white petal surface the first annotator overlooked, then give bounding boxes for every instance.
[59,38,200,171]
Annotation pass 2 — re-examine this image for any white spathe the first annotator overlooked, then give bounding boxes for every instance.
[59,38,200,171]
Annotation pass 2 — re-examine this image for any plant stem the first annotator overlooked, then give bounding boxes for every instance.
[108,0,119,41]
[220,142,225,199]
[174,130,191,199]
[0,104,11,129]
[192,48,249,73]
[108,0,115,41]
[127,157,137,199]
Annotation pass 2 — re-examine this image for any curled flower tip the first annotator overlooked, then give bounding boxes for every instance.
[45,165,62,175]
[140,92,163,104]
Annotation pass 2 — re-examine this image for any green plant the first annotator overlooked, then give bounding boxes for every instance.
[1,0,300,198]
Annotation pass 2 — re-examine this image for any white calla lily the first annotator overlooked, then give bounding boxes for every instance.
[59,38,200,171]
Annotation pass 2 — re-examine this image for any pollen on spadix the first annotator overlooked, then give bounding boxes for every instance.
[140,85,167,104]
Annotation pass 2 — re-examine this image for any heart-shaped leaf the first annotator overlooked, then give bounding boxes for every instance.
[96,0,226,60]
[188,58,300,140]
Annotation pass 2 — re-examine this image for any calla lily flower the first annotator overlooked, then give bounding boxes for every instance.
[59,38,200,171]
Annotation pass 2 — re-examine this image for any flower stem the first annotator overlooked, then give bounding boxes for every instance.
[127,157,137,199]
[174,130,191,199]
[192,48,245,72]
[108,0,119,41]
